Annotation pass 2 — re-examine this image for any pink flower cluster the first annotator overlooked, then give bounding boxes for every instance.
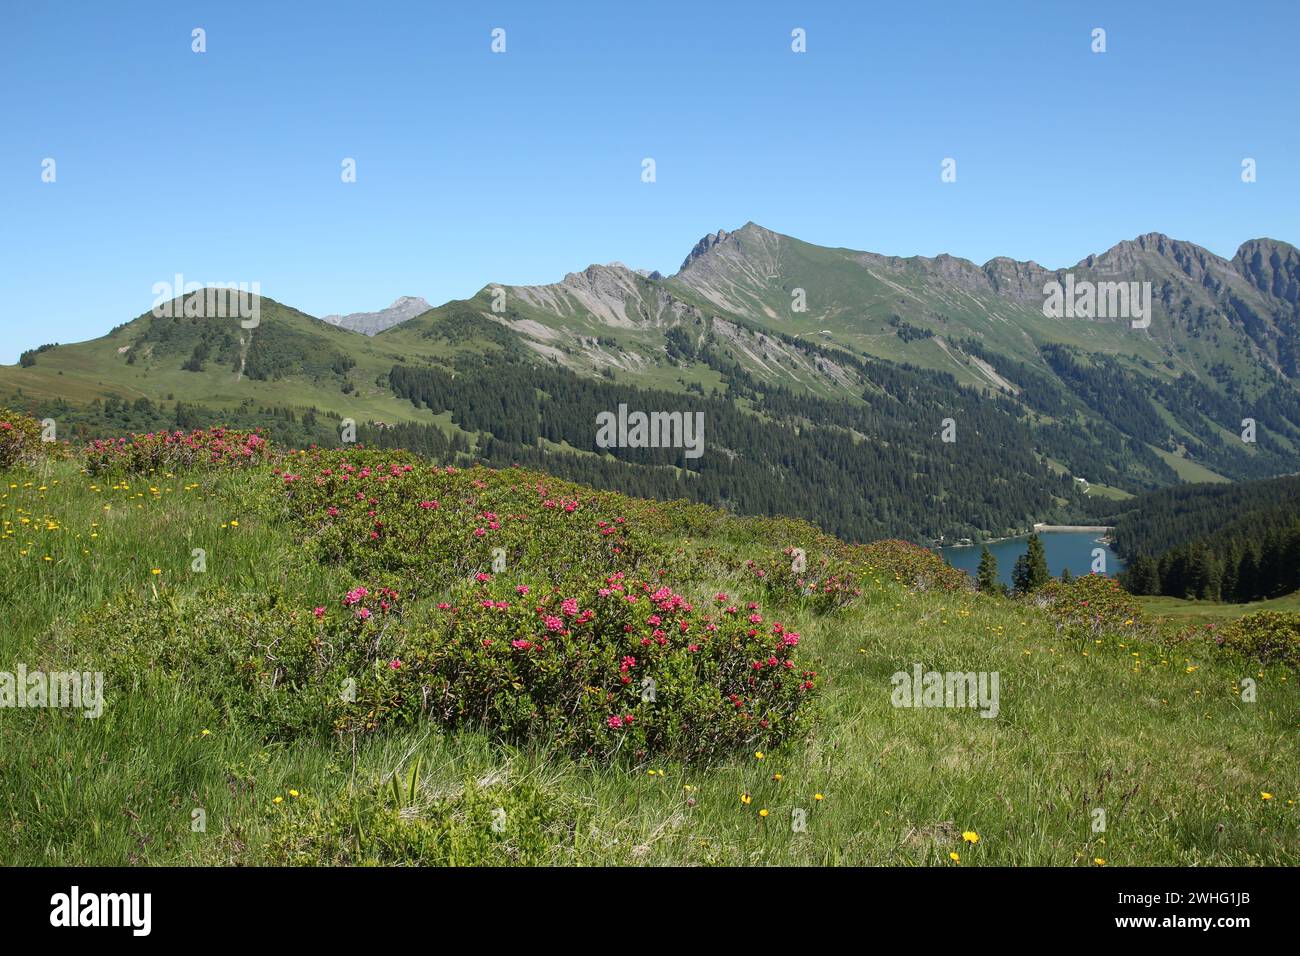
[338,584,399,620]
[85,427,269,476]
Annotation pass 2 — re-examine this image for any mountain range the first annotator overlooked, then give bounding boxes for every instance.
[6,223,1300,541]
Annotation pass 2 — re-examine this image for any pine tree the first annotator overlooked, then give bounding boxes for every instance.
[1122,554,1160,595]
[1012,533,1051,594]
[977,547,999,593]
[1237,547,1261,602]
[1159,551,1185,599]
[1060,566,1074,584]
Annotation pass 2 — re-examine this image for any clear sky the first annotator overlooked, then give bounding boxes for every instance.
[1,0,1296,361]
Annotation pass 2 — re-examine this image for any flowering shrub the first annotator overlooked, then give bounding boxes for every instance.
[0,408,42,469]
[846,539,972,593]
[83,427,270,476]
[90,573,815,763]
[346,576,817,763]
[1217,612,1300,668]
[744,547,861,613]
[239,455,818,760]
[268,454,676,594]
[1033,573,1144,636]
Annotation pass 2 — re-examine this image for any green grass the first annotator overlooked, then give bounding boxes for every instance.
[1082,481,1134,501]
[1151,445,1230,484]
[1136,592,1300,624]
[2,460,1297,865]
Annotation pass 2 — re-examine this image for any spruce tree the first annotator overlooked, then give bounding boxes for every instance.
[1122,554,1160,595]
[1237,547,1261,602]
[977,547,999,593]
[1012,533,1050,594]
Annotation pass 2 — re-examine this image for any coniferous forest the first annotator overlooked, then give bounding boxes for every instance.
[387,353,1077,543]
[1114,475,1300,600]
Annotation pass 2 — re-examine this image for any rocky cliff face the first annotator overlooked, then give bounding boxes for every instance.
[1235,239,1300,306]
[509,264,680,329]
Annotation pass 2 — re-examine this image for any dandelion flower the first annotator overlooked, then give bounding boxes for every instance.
[740,793,752,805]
[289,789,300,798]
[1261,792,1274,801]
[949,852,960,863]
[754,751,764,760]
[758,808,769,818]
[1093,857,1106,866]
[272,796,283,804]
[814,793,824,802]
[962,831,979,844]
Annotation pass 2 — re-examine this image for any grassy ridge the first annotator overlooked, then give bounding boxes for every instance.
[1,455,1297,865]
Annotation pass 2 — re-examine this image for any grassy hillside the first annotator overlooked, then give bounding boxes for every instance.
[2,428,1296,866]
[1136,592,1300,623]
[0,294,461,426]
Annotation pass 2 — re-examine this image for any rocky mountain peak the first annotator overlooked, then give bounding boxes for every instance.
[1085,232,1206,270]
[679,229,734,272]
[1234,238,1300,305]
[321,296,432,336]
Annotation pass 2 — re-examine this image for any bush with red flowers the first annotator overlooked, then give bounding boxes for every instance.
[0,408,43,469]
[88,569,815,763]
[83,426,271,475]
[267,453,677,594]
[1032,573,1144,636]
[744,546,861,613]
[343,576,817,764]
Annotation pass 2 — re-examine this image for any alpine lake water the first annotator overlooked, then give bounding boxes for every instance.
[940,531,1124,589]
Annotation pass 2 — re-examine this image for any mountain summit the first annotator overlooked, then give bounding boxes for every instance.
[322,296,432,336]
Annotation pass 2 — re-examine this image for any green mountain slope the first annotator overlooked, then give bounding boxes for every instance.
[5,225,1300,540]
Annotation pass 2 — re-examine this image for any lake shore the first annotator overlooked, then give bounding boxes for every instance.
[1032,523,1114,533]
[939,525,1116,549]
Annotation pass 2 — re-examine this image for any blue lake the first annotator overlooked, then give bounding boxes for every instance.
[940,531,1124,588]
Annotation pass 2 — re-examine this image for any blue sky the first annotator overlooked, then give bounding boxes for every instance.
[1,0,1296,361]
